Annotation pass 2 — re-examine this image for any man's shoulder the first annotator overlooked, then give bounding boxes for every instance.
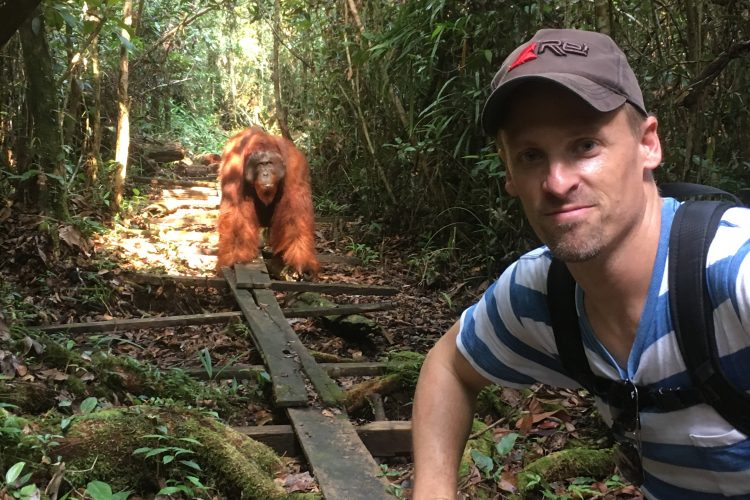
[494,246,552,296]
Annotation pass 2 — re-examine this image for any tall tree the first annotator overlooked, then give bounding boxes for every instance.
[113,0,133,212]
[271,0,291,139]
[85,7,104,186]
[18,6,67,218]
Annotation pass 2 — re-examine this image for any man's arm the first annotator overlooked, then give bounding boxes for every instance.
[411,320,491,499]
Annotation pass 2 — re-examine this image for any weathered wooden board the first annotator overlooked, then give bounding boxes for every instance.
[287,407,392,499]
[237,263,344,407]
[236,278,399,296]
[125,272,227,289]
[185,361,395,380]
[35,302,396,335]
[222,267,308,407]
[236,420,412,458]
[36,311,242,333]
[124,272,397,294]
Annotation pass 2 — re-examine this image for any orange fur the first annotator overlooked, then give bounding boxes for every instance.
[216,128,319,277]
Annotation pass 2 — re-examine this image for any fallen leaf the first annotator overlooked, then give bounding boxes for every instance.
[281,471,316,493]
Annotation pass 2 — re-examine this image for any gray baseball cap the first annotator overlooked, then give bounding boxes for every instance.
[481,28,647,136]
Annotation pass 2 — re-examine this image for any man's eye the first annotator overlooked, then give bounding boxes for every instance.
[519,150,543,163]
[577,140,597,154]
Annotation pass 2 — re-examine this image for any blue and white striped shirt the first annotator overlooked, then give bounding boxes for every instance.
[456,197,750,498]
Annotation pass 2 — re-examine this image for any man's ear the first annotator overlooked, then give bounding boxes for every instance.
[640,116,662,172]
[497,146,518,197]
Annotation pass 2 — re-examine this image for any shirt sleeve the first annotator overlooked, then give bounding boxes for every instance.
[456,248,580,389]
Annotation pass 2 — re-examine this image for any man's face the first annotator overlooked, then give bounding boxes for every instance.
[498,82,661,262]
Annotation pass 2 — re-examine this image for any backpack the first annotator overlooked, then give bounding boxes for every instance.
[546,182,750,434]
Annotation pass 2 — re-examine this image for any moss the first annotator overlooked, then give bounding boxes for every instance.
[516,447,616,494]
[458,419,495,479]
[36,339,85,369]
[384,351,424,390]
[66,375,86,395]
[56,406,286,498]
[179,412,286,498]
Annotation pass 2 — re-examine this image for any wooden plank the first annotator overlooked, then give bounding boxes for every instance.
[34,302,396,335]
[287,407,391,499]
[238,263,344,407]
[237,279,399,297]
[316,254,362,266]
[236,420,412,458]
[186,361,392,380]
[285,301,397,317]
[124,272,398,295]
[222,267,308,407]
[35,311,243,333]
[356,420,413,458]
[124,272,228,289]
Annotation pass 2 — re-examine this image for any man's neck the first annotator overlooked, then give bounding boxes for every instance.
[567,190,663,367]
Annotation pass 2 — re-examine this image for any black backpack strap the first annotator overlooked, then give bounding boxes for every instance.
[547,231,743,416]
[661,182,742,204]
[669,200,750,434]
[547,258,598,391]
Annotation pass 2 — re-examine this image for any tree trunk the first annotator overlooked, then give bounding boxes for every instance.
[113,0,133,212]
[594,0,612,36]
[681,0,704,179]
[18,6,67,219]
[272,0,291,140]
[86,29,103,185]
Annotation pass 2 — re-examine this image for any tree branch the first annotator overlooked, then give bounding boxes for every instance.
[677,39,750,108]
[135,5,218,63]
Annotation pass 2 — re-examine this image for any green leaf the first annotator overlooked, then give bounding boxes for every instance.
[61,417,73,430]
[142,434,167,440]
[85,480,113,499]
[470,449,494,475]
[179,459,201,471]
[177,437,202,446]
[186,475,204,487]
[495,432,519,456]
[144,447,169,458]
[17,484,38,496]
[484,49,493,63]
[132,447,151,455]
[162,454,174,464]
[79,397,98,415]
[5,462,25,485]
[157,486,182,495]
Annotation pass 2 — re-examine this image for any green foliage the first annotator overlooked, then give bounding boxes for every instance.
[345,238,380,265]
[132,426,206,494]
[1,462,38,500]
[85,480,132,500]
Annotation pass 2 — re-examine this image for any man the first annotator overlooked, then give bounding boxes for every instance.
[412,28,750,499]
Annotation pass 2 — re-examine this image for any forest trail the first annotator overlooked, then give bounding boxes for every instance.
[83,169,423,498]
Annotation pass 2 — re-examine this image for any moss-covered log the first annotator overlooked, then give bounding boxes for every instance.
[517,447,616,494]
[1,406,287,498]
[344,373,401,413]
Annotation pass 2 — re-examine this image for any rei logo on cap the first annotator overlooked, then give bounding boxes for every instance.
[508,40,590,71]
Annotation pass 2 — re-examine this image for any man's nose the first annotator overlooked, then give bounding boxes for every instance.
[542,159,579,197]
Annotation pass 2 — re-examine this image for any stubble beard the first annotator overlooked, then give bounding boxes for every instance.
[544,222,604,263]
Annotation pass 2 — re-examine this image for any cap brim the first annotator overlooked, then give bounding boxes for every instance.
[480,74,628,136]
